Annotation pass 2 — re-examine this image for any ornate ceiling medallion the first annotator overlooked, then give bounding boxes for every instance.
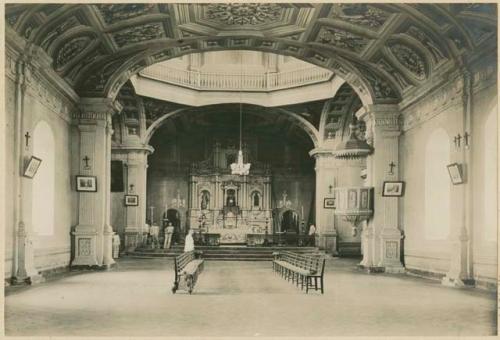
[205,3,283,26]
[329,4,390,30]
[317,27,369,53]
[389,43,427,80]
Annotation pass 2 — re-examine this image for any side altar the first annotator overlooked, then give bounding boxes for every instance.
[188,141,273,244]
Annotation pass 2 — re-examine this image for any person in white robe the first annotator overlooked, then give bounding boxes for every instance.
[184,229,195,252]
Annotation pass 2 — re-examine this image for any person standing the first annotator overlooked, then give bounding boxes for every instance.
[164,222,175,249]
[308,224,316,246]
[184,229,195,252]
[150,224,160,249]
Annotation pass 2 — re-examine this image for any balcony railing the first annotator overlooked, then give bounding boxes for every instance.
[139,64,333,92]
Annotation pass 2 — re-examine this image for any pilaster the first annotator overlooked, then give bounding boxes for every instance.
[309,148,337,253]
[72,98,122,268]
[358,104,404,273]
[115,145,154,251]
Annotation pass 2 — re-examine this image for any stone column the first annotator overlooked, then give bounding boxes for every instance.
[72,98,122,268]
[120,146,154,251]
[309,149,337,253]
[358,104,404,273]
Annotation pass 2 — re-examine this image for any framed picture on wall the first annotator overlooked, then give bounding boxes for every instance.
[23,156,42,178]
[447,163,464,185]
[382,181,405,197]
[324,197,335,209]
[125,195,139,206]
[76,175,97,192]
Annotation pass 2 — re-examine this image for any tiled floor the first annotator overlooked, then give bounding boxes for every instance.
[4,257,497,336]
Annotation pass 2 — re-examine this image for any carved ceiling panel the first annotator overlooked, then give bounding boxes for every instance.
[387,41,428,81]
[96,4,158,25]
[405,25,447,64]
[112,22,167,48]
[205,3,283,26]
[5,3,496,103]
[316,26,371,54]
[142,97,188,127]
[54,34,96,70]
[326,4,392,31]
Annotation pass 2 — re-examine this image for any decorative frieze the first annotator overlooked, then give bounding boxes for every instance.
[402,76,464,131]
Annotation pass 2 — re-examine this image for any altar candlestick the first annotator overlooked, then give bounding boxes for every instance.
[301,205,304,219]
[150,206,155,224]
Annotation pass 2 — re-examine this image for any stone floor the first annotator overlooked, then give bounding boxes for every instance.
[4,257,497,337]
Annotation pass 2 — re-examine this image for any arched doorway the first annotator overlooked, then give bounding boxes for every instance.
[281,210,299,234]
[166,209,181,244]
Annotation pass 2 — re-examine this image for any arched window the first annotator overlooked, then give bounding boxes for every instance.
[483,106,497,241]
[32,121,55,236]
[424,128,450,240]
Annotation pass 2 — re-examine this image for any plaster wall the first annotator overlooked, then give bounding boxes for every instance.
[4,73,76,277]
[400,87,462,275]
[470,81,497,285]
[401,69,498,284]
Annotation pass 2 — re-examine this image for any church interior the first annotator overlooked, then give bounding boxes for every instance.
[2,3,498,336]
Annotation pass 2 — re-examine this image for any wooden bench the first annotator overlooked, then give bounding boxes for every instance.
[172,250,204,294]
[273,251,325,294]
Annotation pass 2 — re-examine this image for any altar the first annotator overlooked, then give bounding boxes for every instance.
[187,140,273,243]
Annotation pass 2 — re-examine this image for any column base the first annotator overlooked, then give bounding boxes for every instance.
[11,273,45,285]
[124,231,141,252]
[384,264,406,274]
[357,264,385,273]
[441,276,475,288]
[71,262,116,271]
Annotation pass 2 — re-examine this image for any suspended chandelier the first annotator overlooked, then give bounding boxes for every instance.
[230,51,251,176]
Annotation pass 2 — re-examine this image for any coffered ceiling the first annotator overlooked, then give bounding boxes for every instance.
[6,3,497,103]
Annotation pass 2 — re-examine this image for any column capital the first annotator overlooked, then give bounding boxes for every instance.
[308,147,335,159]
[74,98,123,121]
[112,144,155,155]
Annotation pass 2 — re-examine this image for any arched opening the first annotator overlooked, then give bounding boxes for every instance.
[32,120,55,237]
[281,210,300,234]
[424,128,451,240]
[165,208,182,245]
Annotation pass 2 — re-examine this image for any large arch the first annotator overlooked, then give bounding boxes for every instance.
[144,105,322,149]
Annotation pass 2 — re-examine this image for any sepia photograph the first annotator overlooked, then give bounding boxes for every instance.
[2,2,498,338]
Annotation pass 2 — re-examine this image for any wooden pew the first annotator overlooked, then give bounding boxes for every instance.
[172,250,204,294]
[273,250,325,294]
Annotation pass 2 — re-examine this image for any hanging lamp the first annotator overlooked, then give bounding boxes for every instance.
[230,51,251,176]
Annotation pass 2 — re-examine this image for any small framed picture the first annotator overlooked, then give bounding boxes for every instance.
[447,163,464,185]
[23,156,42,178]
[324,197,335,209]
[382,181,405,197]
[125,195,139,206]
[76,176,97,192]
